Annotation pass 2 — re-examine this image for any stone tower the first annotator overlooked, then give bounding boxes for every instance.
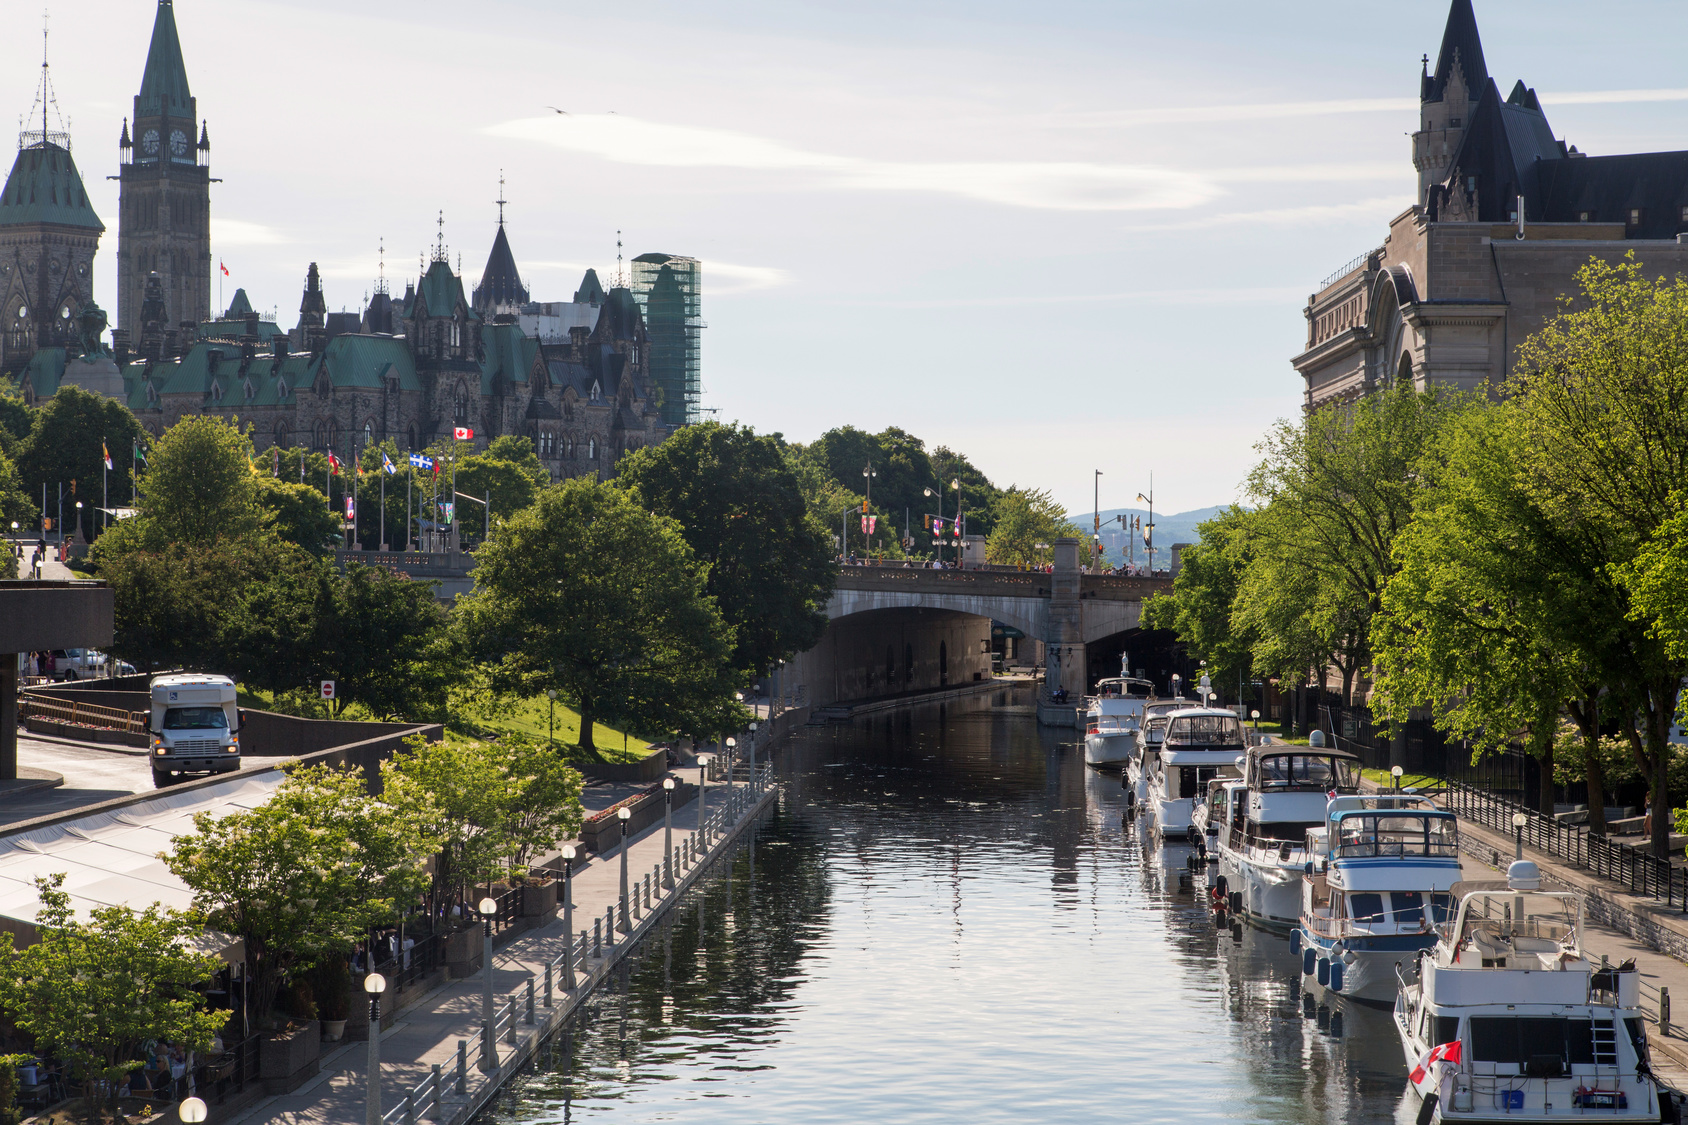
[0,48,104,376]
[1412,0,1487,205]
[117,0,212,332]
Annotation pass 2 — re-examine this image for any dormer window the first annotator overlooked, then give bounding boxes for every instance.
[210,381,223,403]
[1449,117,1461,128]
[243,379,254,400]
[590,381,601,401]
[1629,208,1643,226]
[277,377,289,398]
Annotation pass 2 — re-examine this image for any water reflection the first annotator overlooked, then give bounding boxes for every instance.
[488,687,1416,1125]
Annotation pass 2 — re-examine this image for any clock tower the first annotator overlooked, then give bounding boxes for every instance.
[116,0,211,334]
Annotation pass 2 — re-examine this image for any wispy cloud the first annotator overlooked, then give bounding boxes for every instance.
[839,286,1304,310]
[707,261,793,294]
[1540,87,1688,106]
[1125,195,1413,232]
[486,114,1221,212]
[212,218,288,246]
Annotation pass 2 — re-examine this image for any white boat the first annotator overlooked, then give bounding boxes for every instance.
[1396,862,1671,1123]
[1144,708,1246,845]
[1210,741,1361,929]
[1125,697,1192,806]
[1083,677,1154,769]
[1292,795,1460,1005]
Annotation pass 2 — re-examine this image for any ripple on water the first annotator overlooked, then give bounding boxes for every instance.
[486,688,1416,1125]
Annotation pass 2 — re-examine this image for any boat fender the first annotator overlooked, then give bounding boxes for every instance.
[1329,958,1344,993]
[1414,1093,1438,1125]
[1213,875,1228,897]
[1316,957,1330,987]
[1229,890,1243,914]
[1289,929,1302,956]
[1303,947,1317,976]
[1304,861,1314,876]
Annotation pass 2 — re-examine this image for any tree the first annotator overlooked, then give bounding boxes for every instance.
[14,385,143,536]
[617,422,835,671]
[380,735,515,914]
[255,476,341,553]
[136,415,262,547]
[456,475,747,750]
[0,375,30,457]
[1503,255,1688,854]
[319,562,458,719]
[1622,494,1688,667]
[92,526,263,670]
[985,487,1081,567]
[0,875,228,1125]
[454,449,545,546]
[165,763,437,1026]
[1140,506,1258,694]
[0,447,31,556]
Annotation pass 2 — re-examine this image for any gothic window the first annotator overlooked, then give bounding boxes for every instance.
[407,426,416,450]
[364,422,374,448]
[590,381,601,402]
[276,424,290,448]
[588,438,596,461]
[328,421,339,453]
[454,387,468,423]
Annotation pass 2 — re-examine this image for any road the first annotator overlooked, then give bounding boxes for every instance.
[6,735,157,827]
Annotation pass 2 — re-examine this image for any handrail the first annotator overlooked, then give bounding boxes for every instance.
[19,692,148,733]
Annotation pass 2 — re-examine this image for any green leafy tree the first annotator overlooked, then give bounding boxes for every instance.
[256,476,341,553]
[985,486,1082,567]
[92,524,266,670]
[617,422,836,671]
[319,562,458,719]
[1504,255,1688,854]
[165,763,437,1025]
[456,475,747,750]
[499,733,587,868]
[453,450,546,547]
[0,375,30,457]
[1622,493,1688,667]
[0,874,228,1125]
[380,735,516,914]
[135,415,262,547]
[14,385,144,537]
[1141,506,1258,693]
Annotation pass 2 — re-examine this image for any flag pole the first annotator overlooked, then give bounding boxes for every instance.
[380,466,386,551]
[102,440,108,536]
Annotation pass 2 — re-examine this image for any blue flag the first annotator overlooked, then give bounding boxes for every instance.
[382,453,397,475]
[409,453,434,471]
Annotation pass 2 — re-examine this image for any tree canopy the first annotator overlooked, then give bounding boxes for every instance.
[618,422,835,671]
[985,487,1080,567]
[456,475,747,749]
[14,385,144,537]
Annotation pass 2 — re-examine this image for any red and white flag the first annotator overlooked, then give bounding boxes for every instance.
[1409,1039,1462,1087]
[327,452,343,475]
[220,261,230,277]
[453,426,474,441]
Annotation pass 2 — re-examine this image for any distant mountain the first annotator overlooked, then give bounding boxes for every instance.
[1084,504,1231,568]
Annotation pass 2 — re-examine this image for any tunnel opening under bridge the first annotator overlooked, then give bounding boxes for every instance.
[785,606,1000,709]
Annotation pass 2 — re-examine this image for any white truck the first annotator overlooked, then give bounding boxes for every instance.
[150,674,243,786]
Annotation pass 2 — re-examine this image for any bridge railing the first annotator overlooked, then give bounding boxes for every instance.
[832,564,1170,600]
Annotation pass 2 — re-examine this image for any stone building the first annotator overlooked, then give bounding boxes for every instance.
[1294,0,1688,411]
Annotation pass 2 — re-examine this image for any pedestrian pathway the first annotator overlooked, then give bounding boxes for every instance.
[226,768,775,1125]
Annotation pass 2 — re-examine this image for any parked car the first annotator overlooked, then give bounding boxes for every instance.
[51,648,110,680]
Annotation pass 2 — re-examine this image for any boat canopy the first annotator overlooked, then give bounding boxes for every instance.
[1093,677,1155,699]
[1163,709,1246,749]
[1329,808,1458,860]
[1247,746,1360,792]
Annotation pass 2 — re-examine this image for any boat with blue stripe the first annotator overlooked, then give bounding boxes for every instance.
[1291,794,1460,1005]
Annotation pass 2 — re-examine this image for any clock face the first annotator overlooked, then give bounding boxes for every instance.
[170,129,188,157]
[141,128,159,155]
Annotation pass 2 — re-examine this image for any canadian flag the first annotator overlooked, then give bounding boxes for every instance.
[454,426,474,441]
[1409,1039,1462,1086]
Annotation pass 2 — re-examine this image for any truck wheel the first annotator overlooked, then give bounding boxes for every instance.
[152,767,172,788]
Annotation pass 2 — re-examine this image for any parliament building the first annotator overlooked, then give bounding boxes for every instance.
[1294,0,1688,412]
[0,0,673,478]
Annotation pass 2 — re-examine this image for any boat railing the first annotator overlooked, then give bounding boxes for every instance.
[1333,840,1460,860]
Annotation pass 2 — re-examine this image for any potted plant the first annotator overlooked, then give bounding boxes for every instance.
[313,958,352,1041]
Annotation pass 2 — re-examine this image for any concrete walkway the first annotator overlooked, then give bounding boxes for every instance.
[224,771,772,1125]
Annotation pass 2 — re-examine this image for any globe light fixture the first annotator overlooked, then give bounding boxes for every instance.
[179,1098,208,1124]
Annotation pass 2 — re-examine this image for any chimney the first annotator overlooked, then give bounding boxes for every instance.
[272,337,288,359]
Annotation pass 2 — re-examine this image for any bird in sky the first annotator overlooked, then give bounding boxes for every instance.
[546,106,570,115]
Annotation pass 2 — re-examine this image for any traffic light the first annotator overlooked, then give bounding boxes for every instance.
[924,515,931,530]
[42,517,52,531]
[69,479,76,496]
[860,500,869,514]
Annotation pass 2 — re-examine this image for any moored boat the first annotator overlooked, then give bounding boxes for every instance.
[1083,677,1154,769]
[1396,861,1672,1123]
[1292,795,1460,1005]
[1210,739,1361,929]
[1145,707,1246,845]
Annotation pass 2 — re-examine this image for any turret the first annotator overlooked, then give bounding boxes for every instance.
[1412,0,1489,205]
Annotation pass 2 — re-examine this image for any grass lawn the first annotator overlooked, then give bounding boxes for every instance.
[234,686,653,765]
[1251,720,1309,745]
[1361,768,1441,790]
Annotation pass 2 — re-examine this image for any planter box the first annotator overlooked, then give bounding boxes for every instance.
[520,881,557,917]
[579,747,669,784]
[442,924,483,978]
[259,1021,321,1094]
[579,782,695,855]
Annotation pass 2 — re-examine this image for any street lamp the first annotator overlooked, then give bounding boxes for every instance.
[1511,810,1528,861]
[1391,764,1404,794]
[697,752,709,846]
[617,806,632,933]
[560,844,577,989]
[477,897,497,1070]
[179,1097,208,1124]
[363,972,387,1125]
[662,778,676,888]
[1250,708,1261,731]
[748,722,759,794]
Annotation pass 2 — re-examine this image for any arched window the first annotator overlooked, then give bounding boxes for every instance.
[406,426,416,451]
[454,387,468,423]
[588,438,595,461]
[364,421,374,448]
[275,424,290,449]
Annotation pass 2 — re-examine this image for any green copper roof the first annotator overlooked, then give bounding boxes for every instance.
[321,334,420,391]
[225,288,254,318]
[417,260,479,322]
[480,323,538,394]
[0,143,104,230]
[197,317,286,343]
[23,348,66,399]
[137,1,194,120]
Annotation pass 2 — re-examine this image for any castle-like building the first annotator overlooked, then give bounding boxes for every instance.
[1295,0,1688,411]
[0,0,672,478]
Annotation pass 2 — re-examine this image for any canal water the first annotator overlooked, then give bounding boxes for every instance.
[485,686,1417,1124]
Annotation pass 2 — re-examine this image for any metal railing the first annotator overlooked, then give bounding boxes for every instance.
[1319,246,1384,290]
[1446,781,1688,910]
[382,1061,448,1124]
[370,930,442,993]
[19,692,147,733]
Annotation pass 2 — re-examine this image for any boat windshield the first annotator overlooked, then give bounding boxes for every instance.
[1346,890,1456,926]
[1092,716,1136,733]
[1164,713,1245,747]
[1257,753,1358,790]
[1334,813,1457,858]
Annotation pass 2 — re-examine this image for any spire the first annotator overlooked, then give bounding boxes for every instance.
[22,13,69,152]
[474,222,528,315]
[1423,0,1487,103]
[137,0,194,120]
[496,170,507,227]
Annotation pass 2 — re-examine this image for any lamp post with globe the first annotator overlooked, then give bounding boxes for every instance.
[477,896,497,1070]
[617,806,632,933]
[179,1097,208,1125]
[662,778,676,888]
[363,972,387,1125]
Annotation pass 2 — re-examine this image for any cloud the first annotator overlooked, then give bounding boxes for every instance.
[1540,87,1688,106]
[705,261,793,294]
[1125,195,1412,232]
[211,218,288,246]
[839,286,1304,310]
[1049,87,1688,128]
[486,114,1221,212]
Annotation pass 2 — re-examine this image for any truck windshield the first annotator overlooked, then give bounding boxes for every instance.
[164,707,228,730]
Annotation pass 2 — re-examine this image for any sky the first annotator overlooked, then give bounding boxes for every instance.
[9,0,1688,514]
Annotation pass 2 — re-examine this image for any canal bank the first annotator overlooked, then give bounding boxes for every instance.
[225,770,777,1125]
[471,683,1434,1125]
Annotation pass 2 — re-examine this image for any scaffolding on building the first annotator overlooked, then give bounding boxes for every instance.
[630,253,703,428]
